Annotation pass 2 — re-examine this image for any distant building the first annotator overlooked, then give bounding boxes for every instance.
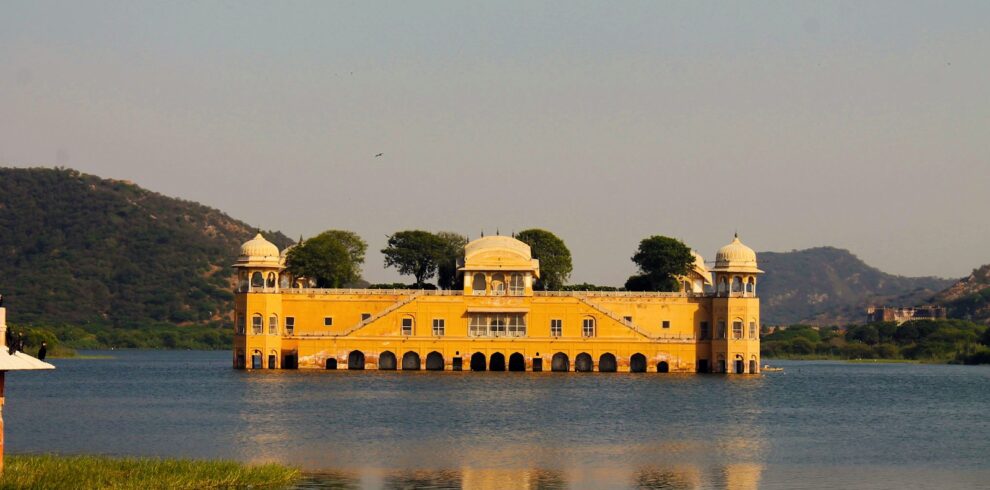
[232,233,763,374]
[866,306,947,325]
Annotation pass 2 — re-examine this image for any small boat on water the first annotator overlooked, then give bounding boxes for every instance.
[762,365,784,372]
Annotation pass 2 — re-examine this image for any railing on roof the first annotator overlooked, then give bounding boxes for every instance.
[280,288,463,296]
[535,291,711,298]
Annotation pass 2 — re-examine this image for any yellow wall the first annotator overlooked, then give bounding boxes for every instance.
[233,289,761,374]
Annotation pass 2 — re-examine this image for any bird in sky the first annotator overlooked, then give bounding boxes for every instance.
[375,153,383,158]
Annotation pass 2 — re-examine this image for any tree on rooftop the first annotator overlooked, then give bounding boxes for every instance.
[285,230,366,288]
[382,230,446,287]
[435,231,468,290]
[625,235,694,292]
[515,229,572,291]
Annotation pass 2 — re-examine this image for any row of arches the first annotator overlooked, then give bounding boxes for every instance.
[325,350,672,373]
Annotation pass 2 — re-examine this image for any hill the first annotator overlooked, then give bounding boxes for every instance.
[931,264,990,324]
[0,167,291,330]
[757,247,955,325]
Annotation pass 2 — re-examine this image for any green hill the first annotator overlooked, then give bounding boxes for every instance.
[0,167,290,332]
[758,247,955,325]
[931,264,990,324]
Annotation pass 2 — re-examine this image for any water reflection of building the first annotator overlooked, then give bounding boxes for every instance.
[233,234,762,374]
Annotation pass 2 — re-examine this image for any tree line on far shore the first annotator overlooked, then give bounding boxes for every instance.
[285,228,696,292]
[762,319,990,364]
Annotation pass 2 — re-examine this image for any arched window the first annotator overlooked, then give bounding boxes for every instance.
[732,276,743,292]
[746,277,755,294]
[509,274,524,295]
[575,353,593,372]
[472,273,486,296]
[268,314,278,335]
[630,353,647,373]
[598,353,617,372]
[266,272,276,288]
[718,277,727,293]
[238,271,249,292]
[582,317,596,338]
[749,320,758,339]
[252,314,263,335]
[491,273,506,295]
[348,350,365,370]
[402,351,421,370]
[378,351,397,370]
[733,319,744,339]
[508,353,525,371]
[426,351,444,371]
[251,272,264,288]
[551,353,569,372]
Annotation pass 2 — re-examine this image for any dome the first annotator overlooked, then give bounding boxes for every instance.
[461,235,540,276]
[713,234,762,273]
[235,233,282,268]
[690,250,712,284]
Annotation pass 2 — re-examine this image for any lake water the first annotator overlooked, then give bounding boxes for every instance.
[5,351,990,489]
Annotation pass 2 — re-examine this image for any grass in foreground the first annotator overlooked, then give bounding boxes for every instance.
[0,455,300,490]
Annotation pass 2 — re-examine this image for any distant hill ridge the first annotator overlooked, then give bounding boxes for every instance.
[0,166,978,329]
[0,167,290,327]
[931,264,990,324]
[757,247,956,325]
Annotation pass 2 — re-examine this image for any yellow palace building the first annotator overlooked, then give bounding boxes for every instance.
[233,234,762,374]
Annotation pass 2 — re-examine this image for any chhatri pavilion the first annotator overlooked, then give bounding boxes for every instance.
[233,234,761,374]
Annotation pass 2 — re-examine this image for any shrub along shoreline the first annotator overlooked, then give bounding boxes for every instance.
[761,319,990,364]
[0,455,300,490]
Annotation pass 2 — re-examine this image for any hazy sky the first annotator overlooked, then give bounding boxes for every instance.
[2,1,988,285]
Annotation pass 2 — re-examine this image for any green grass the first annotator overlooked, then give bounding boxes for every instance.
[0,455,300,489]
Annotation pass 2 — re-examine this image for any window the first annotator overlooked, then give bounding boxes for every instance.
[285,317,295,335]
[472,273,486,296]
[236,313,246,335]
[432,319,445,336]
[402,317,413,335]
[749,321,757,339]
[717,321,726,339]
[470,315,487,337]
[252,314,263,335]
[746,278,754,294]
[490,316,506,336]
[662,320,670,329]
[251,272,264,288]
[468,314,525,337]
[509,274,524,295]
[324,317,333,327]
[699,321,709,340]
[266,272,276,288]
[582,317,595,338]
[623,316,633,324]
[550,319,562,337]
[733,321,744,339]
[361,313,371,321]
[491,273,506,296]
[507,315,526,337]
[268,315,278,335]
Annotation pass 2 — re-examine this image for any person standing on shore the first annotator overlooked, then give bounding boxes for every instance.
[38,341,47,361]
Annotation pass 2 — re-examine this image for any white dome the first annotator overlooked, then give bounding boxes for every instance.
[240,233,279,258]
[713,234,761,273]
[235,233,282,268]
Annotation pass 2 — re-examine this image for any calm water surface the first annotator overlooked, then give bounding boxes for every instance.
[5,351,990,489]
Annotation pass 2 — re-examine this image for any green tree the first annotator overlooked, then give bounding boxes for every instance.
[515,229,573,291]
[285,230,367,288]
[435,231,468,290]
[382,230,446,286]
[626,235,694,292]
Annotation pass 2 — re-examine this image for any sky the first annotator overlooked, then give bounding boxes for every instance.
[2,1,988,285]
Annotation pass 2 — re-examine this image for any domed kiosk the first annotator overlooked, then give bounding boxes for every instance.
[232,232,761,374]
